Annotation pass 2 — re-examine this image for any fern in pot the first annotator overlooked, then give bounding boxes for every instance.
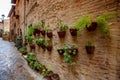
[75,11,118,35]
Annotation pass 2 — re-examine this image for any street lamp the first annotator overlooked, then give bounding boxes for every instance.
[1,14,5,33]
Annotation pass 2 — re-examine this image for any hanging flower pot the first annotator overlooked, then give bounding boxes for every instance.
[34,28,40,34]
[70,28,77,36]
[85,41,95,54]
[57,31,66,38]
[51,73,60,80]
[57,48,64,55]
[44,71,53,80]
[86,22,97,31]
[41,30,46,36]
[41,44,46,49]
[47,32,53,38]
[71,48,78,55]
[57,20,68,38]
[85,46,95,54]
[22,52,27,55]
[30,44,35,49]
[46,45,52,51]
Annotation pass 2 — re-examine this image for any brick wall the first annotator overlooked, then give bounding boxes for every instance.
[16,0,120,80]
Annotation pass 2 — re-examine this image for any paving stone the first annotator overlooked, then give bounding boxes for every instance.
[0,38,45,80]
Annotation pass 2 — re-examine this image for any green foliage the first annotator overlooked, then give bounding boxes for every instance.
[75,15,92,31]
[96,11,118,35]
[34,38,45,45]
[25,52,51,76]
[39,20,45,30]
[74,11,119,36]
[19,47,27,53]
[58,44,77,65]
[27,25,34,36]
[44,39,51,47]
[57,19,68,31]
[15,36,22,49]
[63,45,76,65]
[85,41,94,46]
[25,35,33,44]
[33,23,40,29]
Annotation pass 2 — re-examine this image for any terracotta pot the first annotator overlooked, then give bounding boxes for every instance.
[47,32,53,38]
[57,49,64,55]
[51,73,60,80]
[46,46,52,51]
[41,30,46,36]
[30,44,35,49]
[22,52,27,55]
[57,31,66,38]
[0,33,2,37]
[71,48,78,55]
[86,22,97,31]
[70,29,77,36]
[41,44,46,49]
[45,71,53,80]
[34,28,40,34]
[85,46,95,54]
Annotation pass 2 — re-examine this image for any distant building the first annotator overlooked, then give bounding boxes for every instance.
[0,19,10,33]
[0,21,3,33]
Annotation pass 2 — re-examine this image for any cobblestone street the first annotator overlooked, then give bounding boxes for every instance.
[0,38,44,80]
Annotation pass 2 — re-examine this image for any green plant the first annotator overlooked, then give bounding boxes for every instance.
[44,40,51,47]
[27,24,34,36]
[25,35,33,44]
[74,15,92,31]
[85,41,94,46]
[39,20,45,30]
[96,11,118,35]
[57,19,68,31]
[75,12,118,35]
[19,47,27,53]
[62,44,77,65]
[34,38,45,46]
[33,23,40,29]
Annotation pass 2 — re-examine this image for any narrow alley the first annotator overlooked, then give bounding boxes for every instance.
[0,38,44,80]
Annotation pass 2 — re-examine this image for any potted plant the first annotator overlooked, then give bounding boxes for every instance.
[58,44,78,65]
[35,37,45,49]
[96,12,118,35]
[25,35,33,45]
[33,23,41,35]
[27,24,34,36]
[57,48,64,55]
[85,41,95,54]
[19,47,27,55]
[44,40,52,51]
[29,43,35,50]
[57,19,68,38]
[40,20,46,36]
[75,15,94,32]
[75,12,118,35]
[46,29,53,38]
[44,71,54,80]
[69,26,78,36]
[51,73,60,80]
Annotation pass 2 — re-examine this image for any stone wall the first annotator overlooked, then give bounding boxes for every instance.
[4,19,10,32]
[16,0,120,80]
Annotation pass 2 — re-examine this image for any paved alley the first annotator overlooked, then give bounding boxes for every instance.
[0,38,45,80]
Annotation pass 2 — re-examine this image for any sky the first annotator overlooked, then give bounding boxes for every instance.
[0,0,11,20]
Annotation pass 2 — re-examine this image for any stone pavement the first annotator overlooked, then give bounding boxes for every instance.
[0,38,46,80]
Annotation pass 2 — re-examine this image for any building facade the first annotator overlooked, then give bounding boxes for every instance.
[9,0,120,80]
